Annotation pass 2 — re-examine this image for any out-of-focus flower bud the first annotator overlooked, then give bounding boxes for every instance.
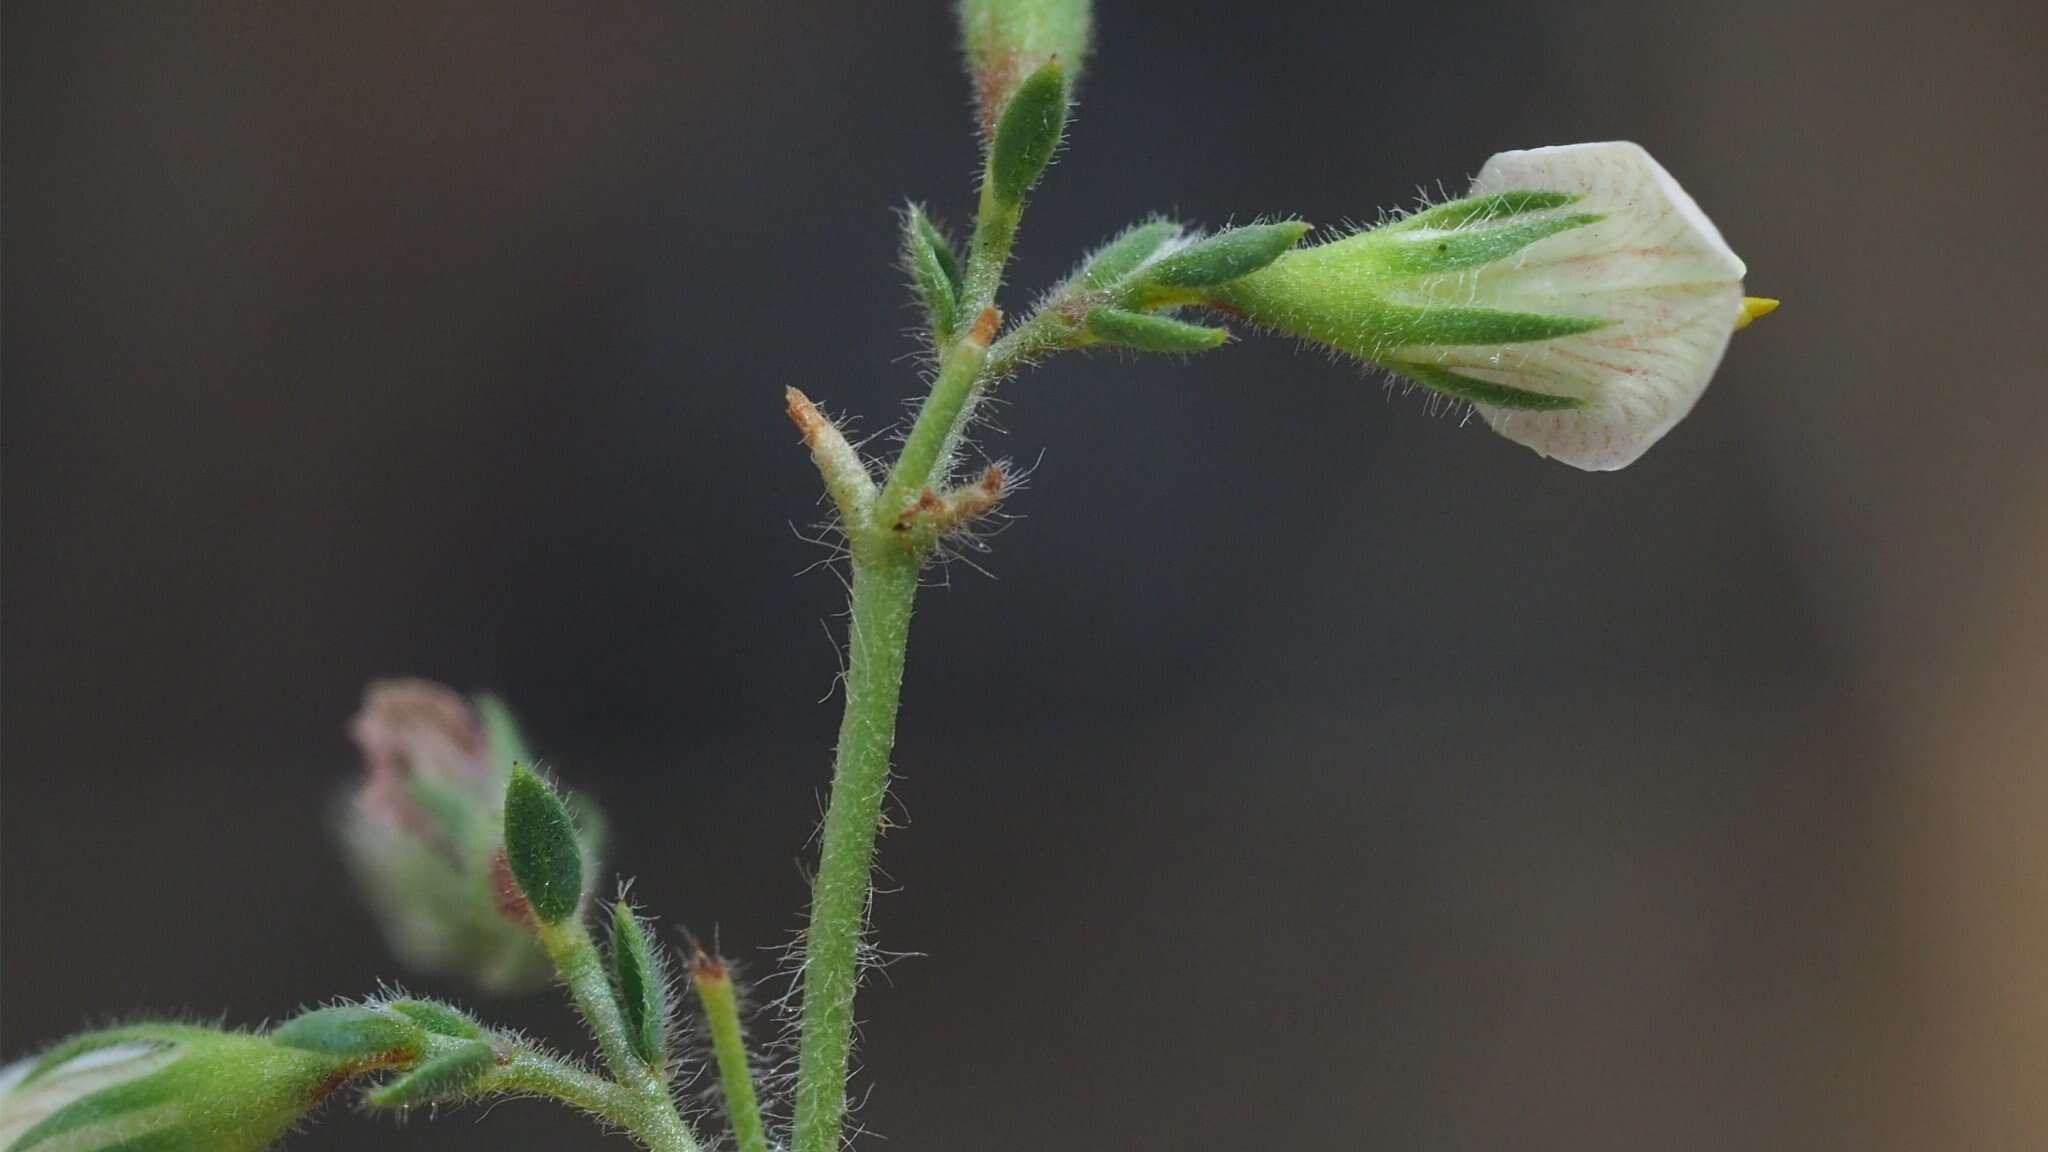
[341,679,603,994]
[0,1024,348,1151]
[957,0,1091,134]
[1217,142,1773,470]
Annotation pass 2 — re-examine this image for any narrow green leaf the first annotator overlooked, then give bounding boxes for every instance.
[1135,221,1311,291]
[1386,360,1587,411]
[364,1041,497,1109]
[271,1006,418,1060]
[386,999,483,1040]
[1382,190,1580,232]
[1070,219,1182,290]
[1084,308,1229,353]
[986,59,1068,207]
[904,205,963,341]
[503,764,584,926]
[610,900,669,1074]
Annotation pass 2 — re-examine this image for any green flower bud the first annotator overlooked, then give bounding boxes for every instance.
[957,0,1091,133]
[0,1025,349,1152]
[341,680,604,993]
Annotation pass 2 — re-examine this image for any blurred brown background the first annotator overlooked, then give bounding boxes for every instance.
[5,1,2045,1148]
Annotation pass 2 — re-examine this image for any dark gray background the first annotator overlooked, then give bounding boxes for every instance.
[7,2,2046,1149]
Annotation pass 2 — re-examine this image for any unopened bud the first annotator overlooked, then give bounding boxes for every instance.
[340,679,603,993]
[958,0,1092,134]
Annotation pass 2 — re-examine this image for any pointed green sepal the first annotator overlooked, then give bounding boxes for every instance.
[364,1041,497,1110]
[385,998,484,1040]
[1386,359,1588,411]
[1368,212,1603,274]
[1382,190,1580,232]
[1069,219,1183,291]
[610,899,671,1074]
[1084,308,1230,353]
[1367,301,1609,348]
[271,1005,420,1060]
[986,59,1068,208]
[503,764,584,926]
[1132,221,1311,294]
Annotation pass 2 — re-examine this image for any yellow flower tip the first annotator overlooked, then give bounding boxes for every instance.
[1734,296,1781,330]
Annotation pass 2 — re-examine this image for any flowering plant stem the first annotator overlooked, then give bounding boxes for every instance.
[537,921,700,1152]
[1,10,1775,1152]
[474,1050,636,1127]
[790,549,920,1152]
[787,87,1060,1148]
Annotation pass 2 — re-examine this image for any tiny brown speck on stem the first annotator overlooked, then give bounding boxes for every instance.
[968,306,1002,347]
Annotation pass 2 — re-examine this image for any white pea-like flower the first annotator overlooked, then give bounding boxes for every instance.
[1215,140,1774,470]
[1445,142,1767,470]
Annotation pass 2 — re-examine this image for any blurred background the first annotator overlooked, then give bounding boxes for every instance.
[6,1,2045,1148]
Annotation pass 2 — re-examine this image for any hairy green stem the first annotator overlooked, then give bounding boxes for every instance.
[539,920,702,1152]
[790,549,920,1152]
[962,182,1020,319]
[986,303,1081,380]
[693,957,770,1152]
[791,94,1058,1152]
[480,1049,636,1122]
[879,330,993,519]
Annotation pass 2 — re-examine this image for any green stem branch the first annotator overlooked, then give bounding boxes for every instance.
[538,920,702,1152]
[879,325,993,520]
[985,303,1082,380]
[480,1049,635,1122]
